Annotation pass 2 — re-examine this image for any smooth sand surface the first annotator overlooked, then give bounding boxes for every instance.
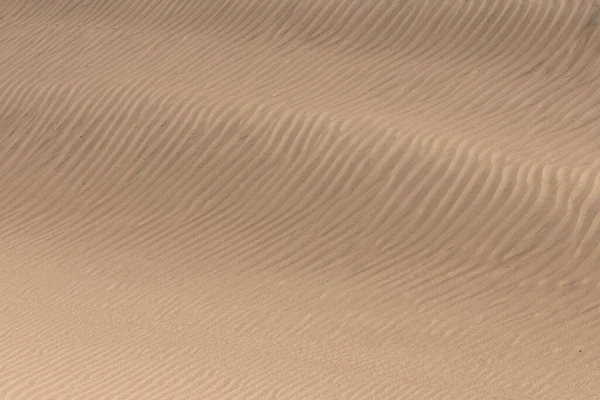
[1,0,600,398]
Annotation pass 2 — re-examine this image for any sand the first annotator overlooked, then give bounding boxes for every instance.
[1,0,600,398]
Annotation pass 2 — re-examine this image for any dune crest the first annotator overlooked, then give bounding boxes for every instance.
[1,0,600,398]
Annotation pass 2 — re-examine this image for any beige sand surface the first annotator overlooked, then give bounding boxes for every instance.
[1,0,600,398]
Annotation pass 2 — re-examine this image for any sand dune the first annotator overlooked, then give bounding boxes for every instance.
[1,0,600,398]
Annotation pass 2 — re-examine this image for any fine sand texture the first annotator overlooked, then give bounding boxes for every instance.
[1,0,600,398]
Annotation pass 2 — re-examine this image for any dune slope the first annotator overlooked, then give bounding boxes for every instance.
[1,0,600,398]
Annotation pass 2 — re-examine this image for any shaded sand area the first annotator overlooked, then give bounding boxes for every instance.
[1,0,600,398]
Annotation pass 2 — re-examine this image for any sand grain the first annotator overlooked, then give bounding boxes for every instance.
[1,0,600,398]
